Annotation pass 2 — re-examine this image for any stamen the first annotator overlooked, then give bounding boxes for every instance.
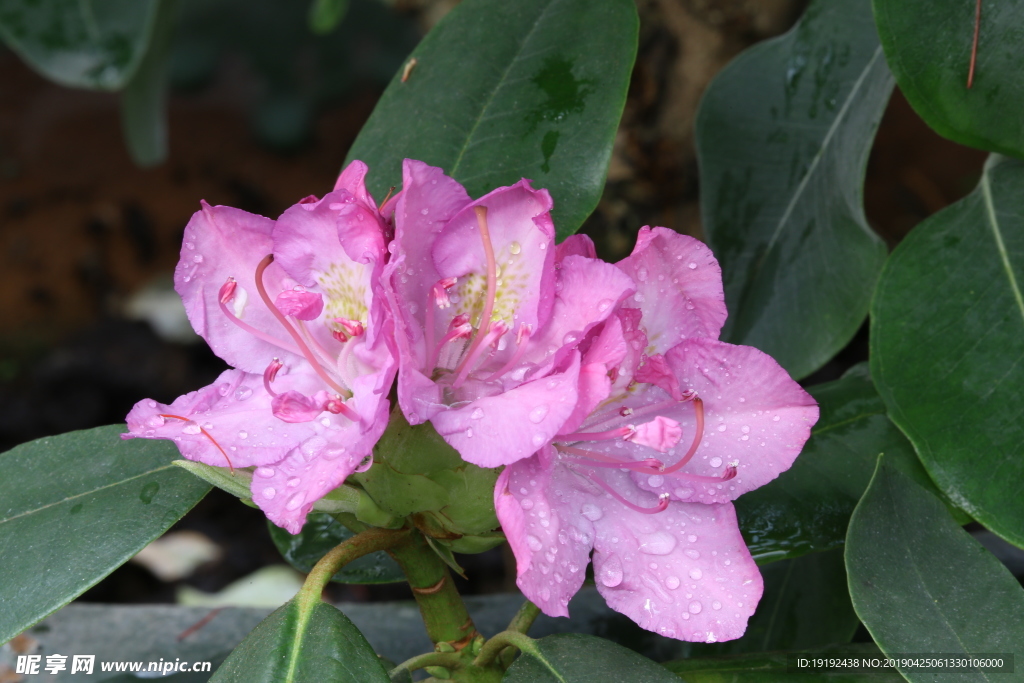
[561,426,634,443]
[451,322,506,389]
[159,414,234,472]
[324,394,360,422]
[453,206,497,378]
[217,279,303,357]
[581,469,670,514]
[334,318,365,337]
[254,255,351,398]
[666,465,737,485]
[424,278,458,370]
[660,398,704,475]
[426,317,474,371]
[557,445,663,473]
[484,323,533,381]
[379,186,396,213]
[263,359,283,397]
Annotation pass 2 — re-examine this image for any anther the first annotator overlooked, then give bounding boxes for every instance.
[452,206,497,378]
[219,277,237,304]
[334,318,365,338]
[483,323,533,381]
[582,469,670,514]
[263,358,283,397]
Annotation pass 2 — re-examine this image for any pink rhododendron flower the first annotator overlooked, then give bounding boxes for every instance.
[383,160,635,468]
[495,228,819,643]
[124,161,396,534]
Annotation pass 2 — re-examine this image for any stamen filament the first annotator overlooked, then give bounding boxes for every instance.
[263,359,283,397]
[660,398,704,475]
[296,320,339,372]
[666,465,737,485]
[561,426,633,443]
[452,206,497,379]
[557,445,663,473]
[160,414,234,472]
[254,255,351,399]
[217,299,303,357]
[451,323,505,389]
[583,397,688,433]
[484,324,533,381]
[427,319,473,372]
[580,469,669,514]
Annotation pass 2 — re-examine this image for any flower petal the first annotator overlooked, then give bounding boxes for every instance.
[617,227,727,352]
[176,202,304,373]
[591,491,762,643]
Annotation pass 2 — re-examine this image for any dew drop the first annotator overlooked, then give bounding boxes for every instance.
[147,415,165,428]
[601,555,624,587]
[238,430,248,439]
[581,503,603,521]
[532,433,546,446]
[256,467,275,478]
[688,262,697,269]
[664,575,680,590]
[526,535,543,551]
[689,601,702,614]
[647,475,665,487]
[674,488,694,499]
[712,601,722,610]
[509,241,522,255]
[709,457,723,468]
[689,568,703,580]
[520,498,534,510]
[286,477,300,488]
[741,425,750,433]
[685,549,700,559]
[420,208,429,215]
[716,424,726,432]
[286,493,305,511]
[688,534,698,543]
[597,298,613,312]
[470,407,484,420]
[263,488,277,500]
[234,386,253,401]
[639,531,677,555]
[182,422,202,435]
[529,405,549,423]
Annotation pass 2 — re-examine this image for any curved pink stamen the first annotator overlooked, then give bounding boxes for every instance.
[557,445,663,473]
[160,414,234,472]
[581,469,669,514]
[254,255,351,398]
[452,206,497,377]
[324,395,360,422]
[666,465,737,485]
[427,319,473,372]
[263,358,283,397]
[660,398,704,474]
[484,323,533,381]
[561,426,634,443]
[217,296,303,358]
[451,322,506,389]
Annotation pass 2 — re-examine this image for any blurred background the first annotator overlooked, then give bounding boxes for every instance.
[0,0,987,608]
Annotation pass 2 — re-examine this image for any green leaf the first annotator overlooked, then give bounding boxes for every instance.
[345,0,638,239]
[666,644,903,682]
[0,0,163,90]
[267,513,404,584]
[872,0,1024,157]
[686,549,858,658]
[209,599,389,683]
[502,633,680,683]
[119,0,177,166]
[695,0,892,379]
[736,364,949,563]
[871,154,1024,548]
[845,458,1024,679]
[308,0,348,35]
[0,425,210,645]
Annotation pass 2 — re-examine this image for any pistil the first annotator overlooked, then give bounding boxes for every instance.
[159,414,234,471]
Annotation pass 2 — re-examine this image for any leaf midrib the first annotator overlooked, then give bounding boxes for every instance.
[0,465,174,525]
[980,164,1024,325]
[448,0,557,178]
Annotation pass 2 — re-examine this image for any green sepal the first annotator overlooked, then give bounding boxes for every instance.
[173,460,252,499]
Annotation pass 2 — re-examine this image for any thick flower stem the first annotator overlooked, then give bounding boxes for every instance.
[296,527,411,606]
[506,600,541,634]
[388,652,461,680]
[387,532,479,647]
[472,630,538,668]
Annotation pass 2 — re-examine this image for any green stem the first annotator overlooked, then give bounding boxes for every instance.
[388,532,478,646]
[297,527,410,603]
[506,600,541,634]
[472,630,538,668]
[388,651,461,680]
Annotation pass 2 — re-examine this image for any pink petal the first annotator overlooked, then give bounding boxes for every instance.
[617,227,727,353]
[632,338,818,504]
[332,159,377,209]
[496,449,592,618]
[274,290,324,320]
[430,354,581,468]
[634,353,684,401]
[124,368,327,468]
[627,416,683,453]
[590,490,762,643]
[175,202,304,373]
[432,179,556,333]
[555,234,597,262]
[271,390,328,423]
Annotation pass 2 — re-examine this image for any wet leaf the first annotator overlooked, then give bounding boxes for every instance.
[346,0,638,239]
[696,0,892,379]
[502,633,679,683]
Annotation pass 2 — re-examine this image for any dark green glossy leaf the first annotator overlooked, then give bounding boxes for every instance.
[267,513,404,584]
[873,0,1024,157]
[0,0,162,90]
[502,633,679,683]
[696,0,892,379]
[845,458,1024,680]
[871,154,1024,548]
[687,549,858,658]
[737,364,948,563]
[666,644,903,682]
[345,0,638,239]
[119,0,176,166]
[209,599,389,683]
[0,425,210,645]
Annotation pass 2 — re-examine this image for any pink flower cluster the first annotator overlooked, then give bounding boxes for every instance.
[126,160,817,643]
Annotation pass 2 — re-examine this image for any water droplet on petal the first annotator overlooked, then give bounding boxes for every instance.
[234,386,252,401]
[688,534,698,543]
[581,503,603,521]
[689,568,702,580]
[286,493,305,511]
[466,428,473,438]
[712,601,722,610]
[674,488,694,499]
[263,488,277,500]
[256,467,274,478]
[509,241,522,255]
[287,477,300,488]
[685,549,700,560]
[532,433,546,446]
[526,535,543,551]
[647,475,664,487]
[709,457,723,468]
[520,498,534,510]
[639,531,677,555]
[470,407,484,420]
[688,262,697,269]
[182,422,202,435]
[147,415,165,428]
[529,405,549,423]
[601,555,624,587]
[238,430,248,439]
[664,575,680,590]
[716,424,726,432]
[689,601,702,614]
